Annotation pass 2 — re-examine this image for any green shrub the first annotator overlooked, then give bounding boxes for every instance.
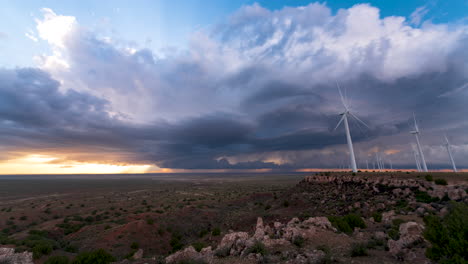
[198,229,208,238]
[214,247,230,258]
[130,242,139,249]
[72,249,115,264]
[328,216,352,234]
[283,200,290,207]
[415,191,438,203]
[32,241,53,259]
[293,236,305,248]
[372,212,382,223]
[170,234,184,252]
[211,228,221,236]
[45,256,69,264]
[434,179,448,185]
[350,243,368,257]
[388,229,399,240]
[192,242,205,252]
[247,241,266,255]
[425,175,433,182]
[343,214,366,229]
[329,213,366,234]
[423,202,467,263]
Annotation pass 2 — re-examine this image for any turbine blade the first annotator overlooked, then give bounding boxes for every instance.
[413,113,419,132]
[349,112,370,129]
[336,81,347,109]
[334,114,346,131]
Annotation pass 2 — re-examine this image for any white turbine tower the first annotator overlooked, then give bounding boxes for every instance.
[412,144,422,172]
[410,114,428,172]
[333,82,369,173]
[444,135,457,172]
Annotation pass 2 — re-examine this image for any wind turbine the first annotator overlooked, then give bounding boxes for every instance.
[412,144,422,172]
[333,82,369,173]
[444,135,457,172]
[410,114,428,172]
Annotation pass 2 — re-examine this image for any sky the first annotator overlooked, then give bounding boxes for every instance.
[0,0,467,174]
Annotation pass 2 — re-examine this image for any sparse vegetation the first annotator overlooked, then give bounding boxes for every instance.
[329,214,366,234]
[246,241,266,255]
[44,256,69,264]
[434,178,448,185]
[425,175,433,181]
[372,212,382,223]
[350,243,368,257]
[72,249,115,264]
[415,190,439,203]
[192,242,206,252]
[423,202,467,263]
[211,227,221,236]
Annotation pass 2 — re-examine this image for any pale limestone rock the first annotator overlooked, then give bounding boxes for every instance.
[132,248,143,259]
[302,217,335,231]
[388,222,425,259]
[382,210,395,223]
[253,217,265,240]
[0,248,33,264]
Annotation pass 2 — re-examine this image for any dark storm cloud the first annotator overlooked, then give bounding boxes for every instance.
[1,3,468,170]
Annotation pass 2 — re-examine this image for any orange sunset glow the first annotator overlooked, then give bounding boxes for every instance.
[0,154,154,174]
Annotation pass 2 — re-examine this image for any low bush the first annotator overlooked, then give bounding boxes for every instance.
[247,241,266,255]
[32,241,53,259]
[343,214,366,229]
[192,242,205,252]
[328,216,352,234]
[329,214,366,234]
[211,228,221,236]
[350,243,368,257]
[292,236,305,248]
[214,247,230,258]
[423,202,467,263]
[372,212,382,223]
[434,179,448,185]
[45,256,69,264]
[72,249,115,264]
[170,234,184,252]
[130,242,139,249]
[415,191,438,203]
[425,175,433,182]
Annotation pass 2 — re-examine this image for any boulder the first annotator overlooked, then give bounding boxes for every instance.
[382,210,395,223]
[218,231,250,256]
[253,217,265,240]
[132,248,143,259]
[0,248,34,264]
[374,231,387,240]
[388,222,425,259]
[165,246,199,264]
[302,217,335,231]
[165,246,213,264]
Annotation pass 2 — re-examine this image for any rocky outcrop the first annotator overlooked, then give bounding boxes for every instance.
[165,246,213,264]
[304,175,467,201]
[0,248,33,264]
[168,216,335,263]
[388,222,425,261]
[285,250,326,264]
[218,231,250,256]
[302,216,336,231]
[132,248,143,259]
